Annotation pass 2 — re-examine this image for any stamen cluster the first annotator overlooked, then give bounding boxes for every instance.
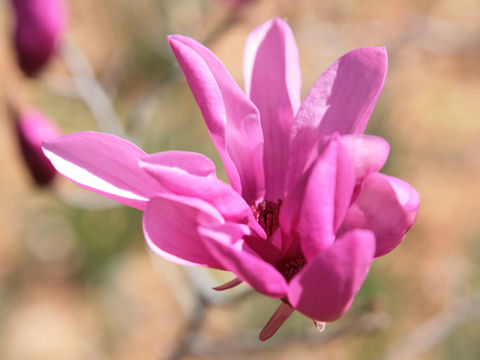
[251,200,282,238]
[279,257,306,282]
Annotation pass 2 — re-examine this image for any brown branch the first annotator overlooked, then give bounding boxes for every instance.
[380,291,480,360]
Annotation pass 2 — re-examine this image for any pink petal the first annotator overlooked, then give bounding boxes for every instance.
[143,193,226,268]
[280,138,355,260]
[340,134,390,185]
[42,132,164,210]
[141,151,216,177]
[287,47,388,188]
[243,233,282,265]
[288,229,375,322]
[199,224,288,298]
[340,173,420,257]
[168,35,264,204]
[140,154,251,223]
[244,18,301,200]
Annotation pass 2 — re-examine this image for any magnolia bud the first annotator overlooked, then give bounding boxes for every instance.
[11,0,67,76]
[12,107,60,185]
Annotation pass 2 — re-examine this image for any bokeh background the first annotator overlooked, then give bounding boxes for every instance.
[1,0,480,359]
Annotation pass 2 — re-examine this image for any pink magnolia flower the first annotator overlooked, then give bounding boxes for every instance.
[42,18,419,340]
[10,0,67,76]
[12,107,61,185]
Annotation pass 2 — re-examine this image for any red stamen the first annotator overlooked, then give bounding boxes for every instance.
[251,200,282,238]
[278,257,306,282]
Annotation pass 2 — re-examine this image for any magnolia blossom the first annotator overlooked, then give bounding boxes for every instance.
[11,0,67,76]
[43,18,419,340]
[13,107,60,185]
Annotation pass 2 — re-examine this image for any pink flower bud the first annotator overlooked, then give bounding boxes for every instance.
[13,108,61,185]
[11,0,67,76]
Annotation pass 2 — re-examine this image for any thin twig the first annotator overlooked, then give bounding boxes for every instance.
[190,310,390,357]
[200,7,242,48]
[380,291,480,360]
[162,266,254,360]
[167,296,209,360]
[60,39,126,137]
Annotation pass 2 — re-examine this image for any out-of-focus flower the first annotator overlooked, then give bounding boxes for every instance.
[12,107,60,185]
[10,0,67,76]
[42,18,419,340]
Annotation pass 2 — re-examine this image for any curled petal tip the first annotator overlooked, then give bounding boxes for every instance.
[166,34,180,44]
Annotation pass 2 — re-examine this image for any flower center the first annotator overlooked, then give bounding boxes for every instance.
[278,257,306,282]
[251,200,282,238]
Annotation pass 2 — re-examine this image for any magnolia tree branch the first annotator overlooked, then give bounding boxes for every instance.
[60,39,126,137]
[190,308,390,357]
[148,253,254,360]
[167,295,209,360]
[380,291,480,360]
[165,267,254,360]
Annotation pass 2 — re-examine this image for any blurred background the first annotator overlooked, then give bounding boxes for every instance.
[1,0,480,359]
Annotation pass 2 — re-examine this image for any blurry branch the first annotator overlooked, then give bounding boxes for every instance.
[311,14,480,56]
[191,308,390,357]
[164,266,253,360]
[41,75,80,99]
[200,3,247,48]
[148,253,253,360]
[166,264,387,359]
[407,15,480,55]
[168,295,208,360]
[99,53,130,100]
[380,291,480,360]
[60,39,126,137]
[156,0,171,43]
[126,64,177,144]
[52,189,121,210]
[382,14,480,57]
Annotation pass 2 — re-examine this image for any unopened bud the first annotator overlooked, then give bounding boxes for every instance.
[12,106,60,185]
[11,0,67,76]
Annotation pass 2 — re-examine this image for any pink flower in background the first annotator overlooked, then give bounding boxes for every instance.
[42,18,419,340]
[13,107,61,185]
[11,0,67,76]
